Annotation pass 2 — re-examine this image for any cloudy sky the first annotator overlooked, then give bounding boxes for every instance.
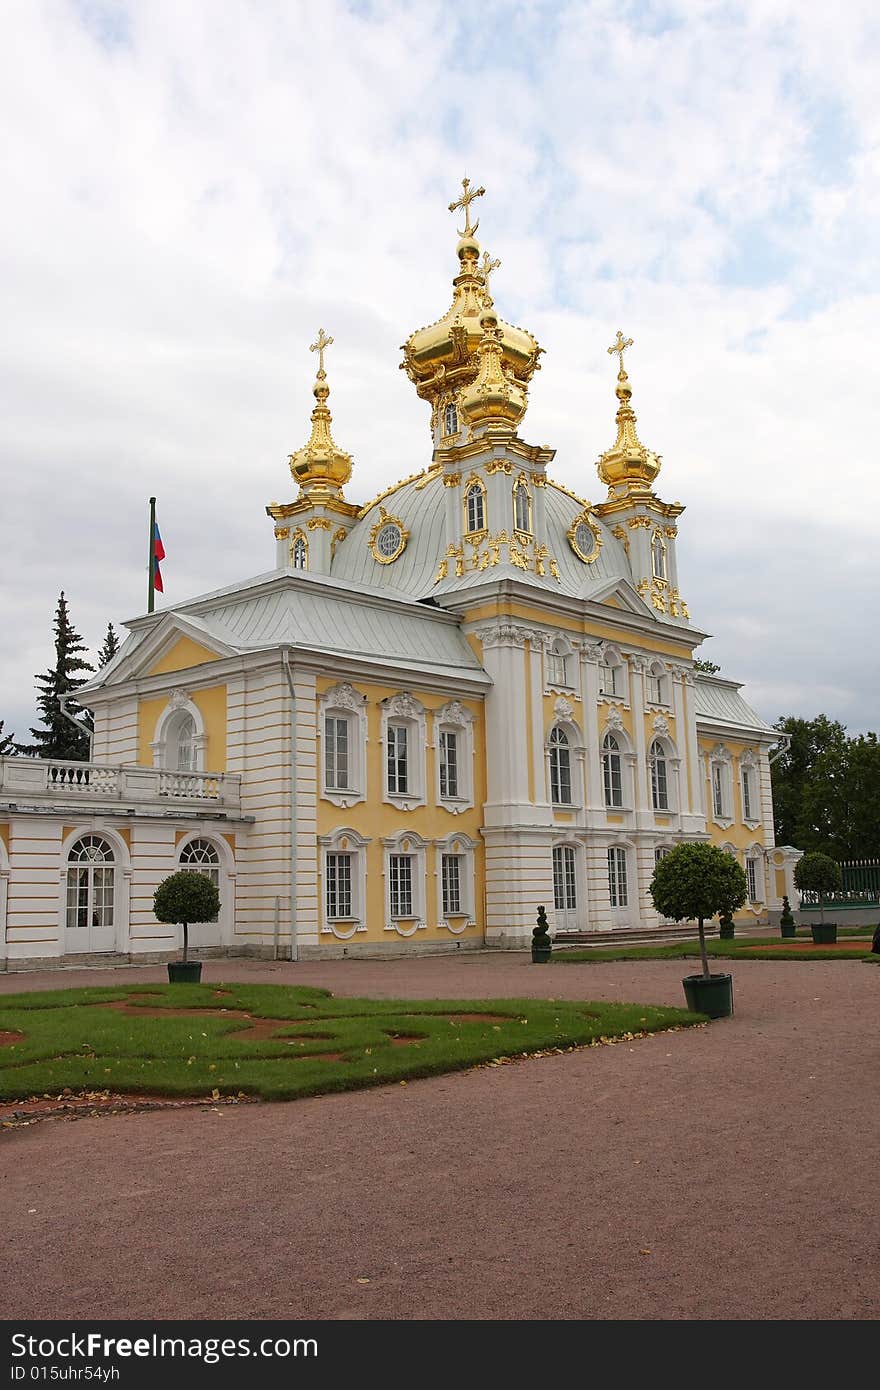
[2,0,878,744]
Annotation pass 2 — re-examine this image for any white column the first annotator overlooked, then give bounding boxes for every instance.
[671,669,692,816]
[581,642,604,817]
[630,657,651,822]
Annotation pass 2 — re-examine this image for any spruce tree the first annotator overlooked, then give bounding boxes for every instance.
[0,720,18,755]
[28,592,94,761]
[97,622,120,667]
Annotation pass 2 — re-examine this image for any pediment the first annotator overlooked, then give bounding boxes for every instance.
[589,576,655,617]
[96,614,238,687]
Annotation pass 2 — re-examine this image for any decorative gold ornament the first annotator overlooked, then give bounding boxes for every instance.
[479,250,501,288]
[368,506,410,564]
[288,327,353,495]
[448,175,486,237]
[458,296,527,431]
[611,523,629,555]
[485,459,514,475]
[331,527,348,556]
[567,509,603,564]
[307,516,333,531]
[664,525,678,538]
[274,527,290,540]
[310,327,334,374]
[442,472,462,487]
[530,472,547,487]
[595,333,661,503]
[627,516,653,529]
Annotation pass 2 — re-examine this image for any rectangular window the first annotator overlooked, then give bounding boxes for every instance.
[651,756,669,811]
[742,768,753,820]
[648,676,664,704]
[712,763,725,818]
[747,858,759,902]
[599,664,619,697]
[326,853,353,919]
[324,715,350,791]
[389,854,414,917]
[608,847,628,908]
[387,724,408,795]
[441,854,463,915]
[553,845,577,912]
[654,846,669,868]
[547,654,568,687]
[439,730,458,799]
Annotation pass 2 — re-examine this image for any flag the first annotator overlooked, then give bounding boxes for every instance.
[152,521,165,594]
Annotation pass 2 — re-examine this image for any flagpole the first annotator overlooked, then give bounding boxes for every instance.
[148,496,156,614]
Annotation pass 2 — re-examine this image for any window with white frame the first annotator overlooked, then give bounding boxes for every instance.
[444,401,459,436]
[602,733,623,809]
[151,693,208,774]
[652,531,667,580]
[319,684,367,806]
[326,852,353,919]
[389,853,415,917]
[740,754,759,823]
[465,481,486,535]
[598,650,625,699]
[291,533,308,570]
[435,701,474,809]
[513,479,531,534]
[441,853,463,915]
[654,845,670,869]
[547,638,572,689]
[553,845,577,912]
[319,828,369,935]
[387,724,409,795]
[608,847,628,907]
[179,839,220,920]
[647,662,668,706]
[710,748,733,822]
[746,855,762,903]
[649,739,669,811]
[382,693,427,807]
[66,835,115,931]
[175,715,195,772]
[549,726,572,805]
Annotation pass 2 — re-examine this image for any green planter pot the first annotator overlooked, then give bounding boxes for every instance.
[168,960,202,984]
[682,973,734,1019]
[531,946,552,964]
[780,924,796,939]
[811,923,838,945]
[719,925,735,940]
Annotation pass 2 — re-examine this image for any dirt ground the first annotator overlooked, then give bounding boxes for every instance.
[1,953,878,1321]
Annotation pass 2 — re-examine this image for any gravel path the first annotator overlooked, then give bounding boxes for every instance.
[1,954,878,1321]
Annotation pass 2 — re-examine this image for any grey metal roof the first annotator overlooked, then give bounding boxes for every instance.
[693,676,773,734]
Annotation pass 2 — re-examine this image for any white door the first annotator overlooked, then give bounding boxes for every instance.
[553,845,579,932]
[65,835,117,953]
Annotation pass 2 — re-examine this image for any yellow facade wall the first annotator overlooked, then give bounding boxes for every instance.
[137,685,227,772]
[464,599,693,660]
[315,677,486,942]
[147,636,220,676]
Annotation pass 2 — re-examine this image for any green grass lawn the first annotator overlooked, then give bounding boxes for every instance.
[553,931,879,964]
[0,982,702,1104]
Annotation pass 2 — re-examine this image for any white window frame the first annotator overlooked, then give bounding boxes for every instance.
[318,826,370,939]
[381,693,427,809]
[740,750,760,827]
[463,477,487,537]
[150,689,208,772]
[513,477,532,536]
[435,701,475,811]
[607,845,630,910]
[318,683,367,810]
[546,636,575,691]
[435,832,478,933]
[59,824,131,955]
[291,530,308,570]
[598,646,628,704]
[383,831,429,935]
[552,841,582,932]
[709,745,734,828]
[443,400,459,437]
[548,723,581,808]
[646,661,669,707]
[651,530,668,582]
[746,848,764,905]
[602,732,624,809]
[649,738,672,812]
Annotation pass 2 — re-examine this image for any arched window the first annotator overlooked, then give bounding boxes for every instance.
[602,733,623,808]
[649,739,669,811]
[647,661,667,706]
[549,726,572,805]
[513,480,531,534]
[652,532,667,581]
[444,402,459,436]
[66,835,115,932]
[174,714,195,772]
[179,838,220,921]
[547,638,571,688]
[465,482,485,535]
[291,534,308,570]
[599,650,624,698]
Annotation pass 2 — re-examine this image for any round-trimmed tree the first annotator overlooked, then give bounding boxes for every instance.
[153,871,220,964]
[793,852,842,924]
[650,842,747,980]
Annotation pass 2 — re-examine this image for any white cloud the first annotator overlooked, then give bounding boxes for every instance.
[1,0,878,741]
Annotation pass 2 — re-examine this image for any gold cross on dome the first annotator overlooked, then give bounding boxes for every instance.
[607,330,634,373]
[479,251,501,287]
[448,176,486,237]
[310,328,334,375]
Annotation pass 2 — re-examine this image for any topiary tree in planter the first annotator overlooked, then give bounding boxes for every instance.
[153,870,220,983]
[793,852,841,925]
[779,895,796,939]
[650,842,747,1017]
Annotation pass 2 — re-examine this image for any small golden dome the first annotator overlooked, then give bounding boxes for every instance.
[459,296,527,430]
[288,329,353,495]
[596,332,661,497]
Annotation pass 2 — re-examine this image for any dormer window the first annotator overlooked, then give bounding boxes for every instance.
[465,481,486,535]
[652,532,667,581]
[513,479,531,535]
[444,402,459,436]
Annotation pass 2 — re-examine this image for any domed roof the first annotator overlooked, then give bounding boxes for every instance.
[400,180,542,415]
[330,469,634,603]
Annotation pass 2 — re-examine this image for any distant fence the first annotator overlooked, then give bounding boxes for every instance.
[799,859,880,911]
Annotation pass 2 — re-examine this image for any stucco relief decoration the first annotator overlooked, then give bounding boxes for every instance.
[606,706,625,733]
[652,715,670,737]
[323,682,365,712]
[169,689,190,711]
[582,641,605,663]
[554,696,575,721]
[438,700,472,727]
[475,624,530,648]
[386,692,423,720]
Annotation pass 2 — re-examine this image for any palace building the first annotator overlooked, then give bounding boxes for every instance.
[0,182,800,966]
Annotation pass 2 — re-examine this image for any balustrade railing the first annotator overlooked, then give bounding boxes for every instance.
[0,756,239,809]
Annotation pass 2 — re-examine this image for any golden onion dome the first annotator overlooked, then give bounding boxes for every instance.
[288,329,353,495]
[400,179,543,415]
[596,332,661,496]
[459,296,528,430]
